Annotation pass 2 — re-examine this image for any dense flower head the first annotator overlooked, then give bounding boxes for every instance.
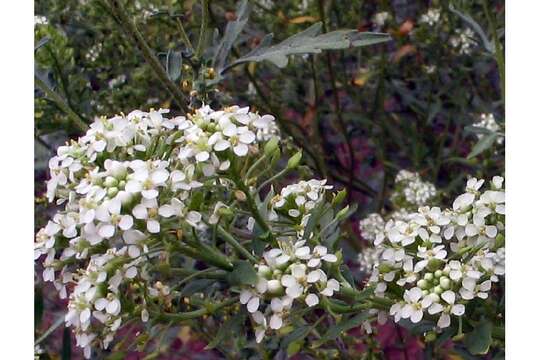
[450,28,476,55]
[240,239,339,343]
[419,8,441,26]
[390,170,437,210]
[368,176,505,330]
[35,105,281,357]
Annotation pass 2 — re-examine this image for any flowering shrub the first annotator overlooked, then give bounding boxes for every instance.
[35,0,505,358]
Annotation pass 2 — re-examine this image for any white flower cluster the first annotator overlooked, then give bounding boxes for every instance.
[34,15,49,26]
[64,248,145,358]
[35,105,280,357]
[369,176,505,330]
[240,240,339,343]
[390,170,437,209]
[358,213,385,243]
[357,247,383,274]
[450,28,476,55]
[272,179,333,237]
[372,12,390,27]
[419,8,441,26]
[473,113,504,144]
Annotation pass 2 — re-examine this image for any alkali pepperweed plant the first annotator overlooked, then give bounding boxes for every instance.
[35,0,505,358]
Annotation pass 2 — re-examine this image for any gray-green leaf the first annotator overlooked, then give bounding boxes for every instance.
[222,22,390,72]
[165,49,182,81]
[464,320,493,355]
[213,0,251,72]
[467,132,499,159]
[313,311,369,348]
[226,260,258,286]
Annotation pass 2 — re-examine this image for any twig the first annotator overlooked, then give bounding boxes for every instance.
[106,0,189,113]
[35,75,88,133]
[195,0,209,59]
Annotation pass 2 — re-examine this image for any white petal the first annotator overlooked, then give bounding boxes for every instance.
[247,297,260,313]
[147,219,160,233]
[233,143,249,156]
[269,314,283,330]
[119,215,133,230]
[305,293,319,307]
[410,309,424,323]
[437,313,451,328]
[98,224,115,238]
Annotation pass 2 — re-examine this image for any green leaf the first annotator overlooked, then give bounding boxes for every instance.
[213,0,251,72]
[313,312,369,348]
[449,4,495,54]
[281,325,310,350]
[467,132,498,159]
[226,260,258,286]
[180,279,215,297]
[165,49,182,81]
[206,312,246,349]
[464,320,493,355]
[222,23,390,71]
[35,37,50,52]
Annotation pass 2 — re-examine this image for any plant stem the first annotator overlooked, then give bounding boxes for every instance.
[195,0,209,59]
[151,297,238,322]
[318,0,356,203]
[482,0,504,104]
[216,225,258,263]
[175,18,194,53]
[35,75,88,133]
[107,0,189,112]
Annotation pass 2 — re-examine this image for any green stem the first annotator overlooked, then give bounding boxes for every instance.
[151,297,238,322]
[216,225,258,263]
[175,18,194,53]
[245,154,267,181]
[256,167,288,193]
[232,170,274,242]
[107,0,189,112]
[195,0,209,59]
[482,0,504,103]
[35,75,88,132]
[174,243,233,271]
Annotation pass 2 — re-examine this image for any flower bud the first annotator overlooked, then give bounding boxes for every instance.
[257,265,271,278]
[264,137,279,157]
[425,331,437,342]
[433,286,443,295]
[434,270,443,278]
[234,190,247,202]
[417,279,428,289]
[422,290,429,297]
[432,278,439,286]
[332,189,347,207]
[104,176,119,188]
[378,263,393,274]
[429,293,440,303]
[335,205,350,221]
[287,151,303,170]
[440,277,451,290]
[267,279,283,295]
[427,258,445,272]
[107,187,119,197]
[424,273,434,281]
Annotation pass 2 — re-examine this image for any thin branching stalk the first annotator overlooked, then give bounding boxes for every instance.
[195,0,209,59]
[35,75,88,132]
[106,0,189,112]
